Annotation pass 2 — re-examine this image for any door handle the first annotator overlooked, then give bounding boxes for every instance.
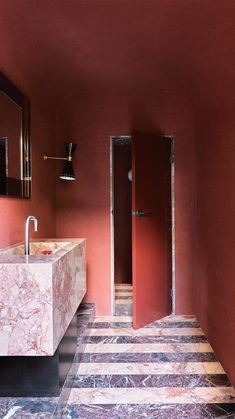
[132,209,152,217]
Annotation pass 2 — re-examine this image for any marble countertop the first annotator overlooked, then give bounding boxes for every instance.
[0,238,85,264]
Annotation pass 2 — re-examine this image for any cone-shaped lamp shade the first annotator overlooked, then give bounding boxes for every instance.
[60,161,75,180]
[59,142,77,180]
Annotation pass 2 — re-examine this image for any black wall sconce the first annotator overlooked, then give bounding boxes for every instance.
[43,143,77,180]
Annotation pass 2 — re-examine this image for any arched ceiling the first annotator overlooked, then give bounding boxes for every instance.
[0,0,235,107]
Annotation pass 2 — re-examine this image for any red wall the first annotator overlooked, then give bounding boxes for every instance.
[113,143,132,284]
[193,104,235,384]
[0,69,57,248]
[55,92,195,315]
[2,0,235,388]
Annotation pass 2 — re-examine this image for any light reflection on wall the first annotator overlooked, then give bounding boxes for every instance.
[0,91,21,180]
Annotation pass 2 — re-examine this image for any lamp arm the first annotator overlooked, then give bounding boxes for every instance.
[43,155,72,161]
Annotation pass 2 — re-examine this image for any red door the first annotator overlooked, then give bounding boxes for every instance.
[132,131,172,329]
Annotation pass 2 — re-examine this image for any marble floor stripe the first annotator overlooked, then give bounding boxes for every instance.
[156,315,197,322]
[115,299,133,304]
[70,374,231,388]
[80,352,218,363]
[78,309,94,315]
[88,321,200,328]
[115,292,132,296]
[114,293,132,296]
[65,403,235,419]
[115,295,133,300]
[147,321,199,329]
[77,361,225,375]
[146,321,199,329]
[88,321,134,328]
[83,335,208,344]
[68,386,235,405]
[84,342,214,353]
[115,284,132,287]
[94,316,133,322]
[87,327,205,336]
[0,399,58,419]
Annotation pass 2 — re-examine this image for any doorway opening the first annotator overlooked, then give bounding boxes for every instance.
[111,136,133,316]
[110,134,175,321]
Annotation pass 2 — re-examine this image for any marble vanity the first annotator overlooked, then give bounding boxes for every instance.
[0,238,86,396]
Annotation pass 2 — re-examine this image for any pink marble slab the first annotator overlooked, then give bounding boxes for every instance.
[0,238,86,356]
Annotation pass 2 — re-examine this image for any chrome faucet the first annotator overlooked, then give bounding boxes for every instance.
[25,215,38,255]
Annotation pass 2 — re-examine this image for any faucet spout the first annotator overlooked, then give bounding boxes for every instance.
[25,215,39,255]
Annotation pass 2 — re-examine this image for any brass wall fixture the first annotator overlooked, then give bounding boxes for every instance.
[43,142,77,180]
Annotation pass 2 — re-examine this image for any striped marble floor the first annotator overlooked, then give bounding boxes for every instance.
[65,287,235,418]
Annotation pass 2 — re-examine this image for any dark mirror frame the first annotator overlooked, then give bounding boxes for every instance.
[0,72,31,199]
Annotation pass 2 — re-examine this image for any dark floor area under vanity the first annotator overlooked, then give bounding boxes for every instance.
[0,313,77,398]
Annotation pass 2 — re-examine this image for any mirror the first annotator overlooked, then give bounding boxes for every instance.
[0,72,31,198]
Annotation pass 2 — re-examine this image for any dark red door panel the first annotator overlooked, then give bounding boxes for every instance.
[132,131,172,329]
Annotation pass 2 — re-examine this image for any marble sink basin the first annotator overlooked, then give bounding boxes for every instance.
[0,238,86,356]
[1,241,70,256]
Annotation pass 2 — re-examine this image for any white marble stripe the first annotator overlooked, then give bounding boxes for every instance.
[78,361,225,375]
[94,315,197,323]
[84,343,213,353]
[78,309,93,315]
[115,290,132,293]
[115,299,133,304]
[87,327,204,337]
[115,284,132,288]
[69,386,235,405]
[115,292,133,296]
[3,406,22,418]
[159,315,197,322]
[94,316,133,322]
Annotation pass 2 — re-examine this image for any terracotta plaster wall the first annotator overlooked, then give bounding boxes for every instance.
[193,105,235,385]
[0,70,57,248]
[55,92,195,315]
